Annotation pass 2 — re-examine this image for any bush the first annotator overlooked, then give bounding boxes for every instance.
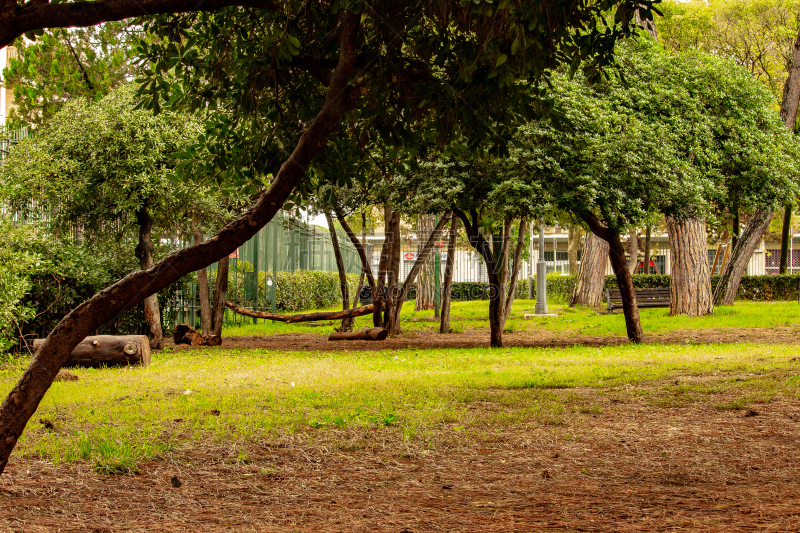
[531,273,800,303]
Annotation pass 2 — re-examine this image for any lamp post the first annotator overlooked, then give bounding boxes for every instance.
[534,219,548,315]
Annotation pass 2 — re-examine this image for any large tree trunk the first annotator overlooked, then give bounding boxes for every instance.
[0,11,361,475]
[335,206,380,327]
[627,229,639,274]
[780,204,792,274]
[387,213,452,334]
[134,201,163,350]
[211,256,229,337]
[570,231,609,308]
[666,217,713,316]
[415,214,436,311]
[194,229,213,334]
[439,216,459,334]
[567,224,580,275]
[643,225,652,274]
[503,218,528,324]
[714,207,773,306]
[325,212,352,332]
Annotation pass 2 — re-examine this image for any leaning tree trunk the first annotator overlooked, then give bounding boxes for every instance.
[0,12,361,476]
[325,212,352,332]
[194,229,213,334]
[666,217,713,316]
[135,202,163,350]
[439,216,459,334]
[415,214,436,311]
[570,231,609,308]
[567,224,581,275]
[503,218,529,324]
[211,256,230,337]
[780,204,792,274]
[627,229,639,274]
[714,207,773,306]
[607,230,644,342]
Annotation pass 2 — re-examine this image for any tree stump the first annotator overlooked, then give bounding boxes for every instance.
[328,327,388,341]
[32,335,150,367]
[173,324,222,346]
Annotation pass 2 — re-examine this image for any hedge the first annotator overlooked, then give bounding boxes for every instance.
[531,274,800,303]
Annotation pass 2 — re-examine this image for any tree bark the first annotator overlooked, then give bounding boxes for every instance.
[643,225,652,274]
[134,201,163,350]
[666,217,713,316]
[0,11,362,476]
[225,301,374,323]
[211,256,230,337]
[578,212,643,342]
[32,335,150,367]
[627,229,639,274]
[570,231,609,308]
[567,224,580,275]
[780,204,792,274]
[335,206,380,327]
[0,0,282,50]
[439,216,459,334]
[387,213,452,334]
[503,218,528,324]
[325,212,352,332]
[714,207,773,306]
[194,229,213,334]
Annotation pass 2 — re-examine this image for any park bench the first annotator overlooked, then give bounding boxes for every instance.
[606,288,671,313]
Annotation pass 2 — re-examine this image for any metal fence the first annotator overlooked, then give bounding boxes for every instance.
[172,211,361,327]
[0,126,29,162]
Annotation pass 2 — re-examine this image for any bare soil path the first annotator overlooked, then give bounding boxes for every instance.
[2,391,799,531]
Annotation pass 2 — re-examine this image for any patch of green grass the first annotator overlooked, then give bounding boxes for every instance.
[222,300,800,339]
[3,341,800,471]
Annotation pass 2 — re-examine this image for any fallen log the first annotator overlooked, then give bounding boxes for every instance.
[32,335,150,367]
[173,324,222,346]
[328,327,388,341]
[224,301,374,323]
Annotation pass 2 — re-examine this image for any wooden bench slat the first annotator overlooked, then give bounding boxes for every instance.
[606,287,671,312]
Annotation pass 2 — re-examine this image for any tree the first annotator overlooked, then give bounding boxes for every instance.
[0,0,658,475]
[660,0,800,282]
[570,231,609,308]
[0,85,234,348]
[2,23,140,128]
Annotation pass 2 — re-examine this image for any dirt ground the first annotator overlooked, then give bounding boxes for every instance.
[193,326,800,352]
[2,389,800,532]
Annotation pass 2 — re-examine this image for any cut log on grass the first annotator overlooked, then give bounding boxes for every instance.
[173,325,222,346]
[225,301,374,323]
[32,335,150,367]
[328,327,388,341]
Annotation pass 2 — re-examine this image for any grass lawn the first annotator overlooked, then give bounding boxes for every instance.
[4,338,800,473]
[222,299,800,337]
